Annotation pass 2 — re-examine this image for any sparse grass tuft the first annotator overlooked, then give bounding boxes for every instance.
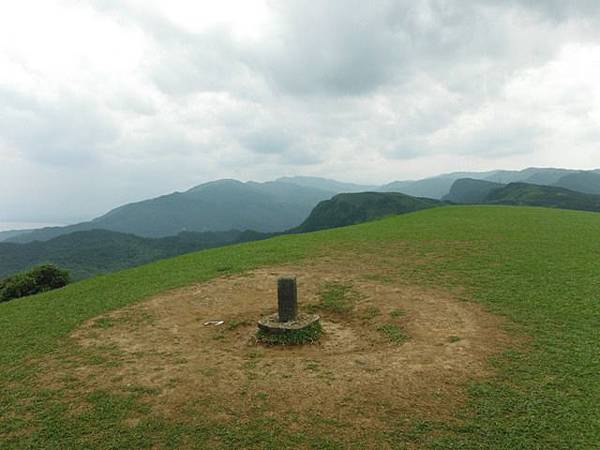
[317,281,361,313]
[377,323,408,344]
[389,308,405,318]
[361,305,381,320]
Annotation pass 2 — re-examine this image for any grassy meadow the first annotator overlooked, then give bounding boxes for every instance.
[1,205,599,449]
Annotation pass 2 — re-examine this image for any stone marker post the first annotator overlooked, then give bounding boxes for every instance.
[277,276,297,322]
[257,275,320,342]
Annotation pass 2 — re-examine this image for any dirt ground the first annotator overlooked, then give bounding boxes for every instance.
[42,255,515,442]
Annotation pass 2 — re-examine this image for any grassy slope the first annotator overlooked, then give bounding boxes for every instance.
[1,205,600,449]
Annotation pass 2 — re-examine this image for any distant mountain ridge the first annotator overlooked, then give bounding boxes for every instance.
[7,179,338,243]
[553,171,600,195]
[443,178,600,214]
[7,168,600,244]
[379,171,500,199]
[1,191,444,280]
[380,167,595,200]
[7,178,600,281]
[276,176,376,193]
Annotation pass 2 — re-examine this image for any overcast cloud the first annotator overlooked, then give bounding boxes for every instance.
[1,0,600,223]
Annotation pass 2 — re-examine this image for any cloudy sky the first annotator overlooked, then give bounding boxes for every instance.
[1,0,600,223]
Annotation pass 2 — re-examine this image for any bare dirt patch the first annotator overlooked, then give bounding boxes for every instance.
[42,256,514,443]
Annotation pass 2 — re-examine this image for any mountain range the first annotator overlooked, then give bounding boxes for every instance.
[6,168,600,245]
[4,179,335,243]
[6,168,600,280]
[1,191,440,280]
[380,167,599,200]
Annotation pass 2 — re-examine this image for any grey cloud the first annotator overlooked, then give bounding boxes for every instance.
[484,0,600,21]
[3,0,600,222]
[249,1,410,96]
[460,126,543,158]
[90,0,252,96]
[249,1,562,97]
[90,0,597,102]
[238,127,293,154]
[0,88,119,167]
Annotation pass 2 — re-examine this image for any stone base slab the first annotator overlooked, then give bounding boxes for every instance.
[257,313,320,335]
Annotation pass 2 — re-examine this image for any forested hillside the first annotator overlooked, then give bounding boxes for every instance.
[0,229,268,280]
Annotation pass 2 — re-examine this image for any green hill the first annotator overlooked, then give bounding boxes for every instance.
[0,229,268,280]
[443,178,504,203]
[1,206,599,448]
[484,182,600,212]
[8,179,335,243]
[553,170,600,194]
[296,191,443,232]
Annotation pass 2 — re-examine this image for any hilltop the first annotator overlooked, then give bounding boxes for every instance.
[1,206,599,449]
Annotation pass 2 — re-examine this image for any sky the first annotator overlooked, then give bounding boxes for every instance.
[1,0,600,223]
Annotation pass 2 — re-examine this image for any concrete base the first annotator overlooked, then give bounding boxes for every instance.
[257,313,320,335]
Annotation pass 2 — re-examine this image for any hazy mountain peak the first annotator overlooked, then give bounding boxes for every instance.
[185,178,245,193]
[276,176,375,193]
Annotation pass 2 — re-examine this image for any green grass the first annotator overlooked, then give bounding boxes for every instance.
[2,205,600,448]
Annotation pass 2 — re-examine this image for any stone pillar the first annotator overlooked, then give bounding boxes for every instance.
[277,276,297,322]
